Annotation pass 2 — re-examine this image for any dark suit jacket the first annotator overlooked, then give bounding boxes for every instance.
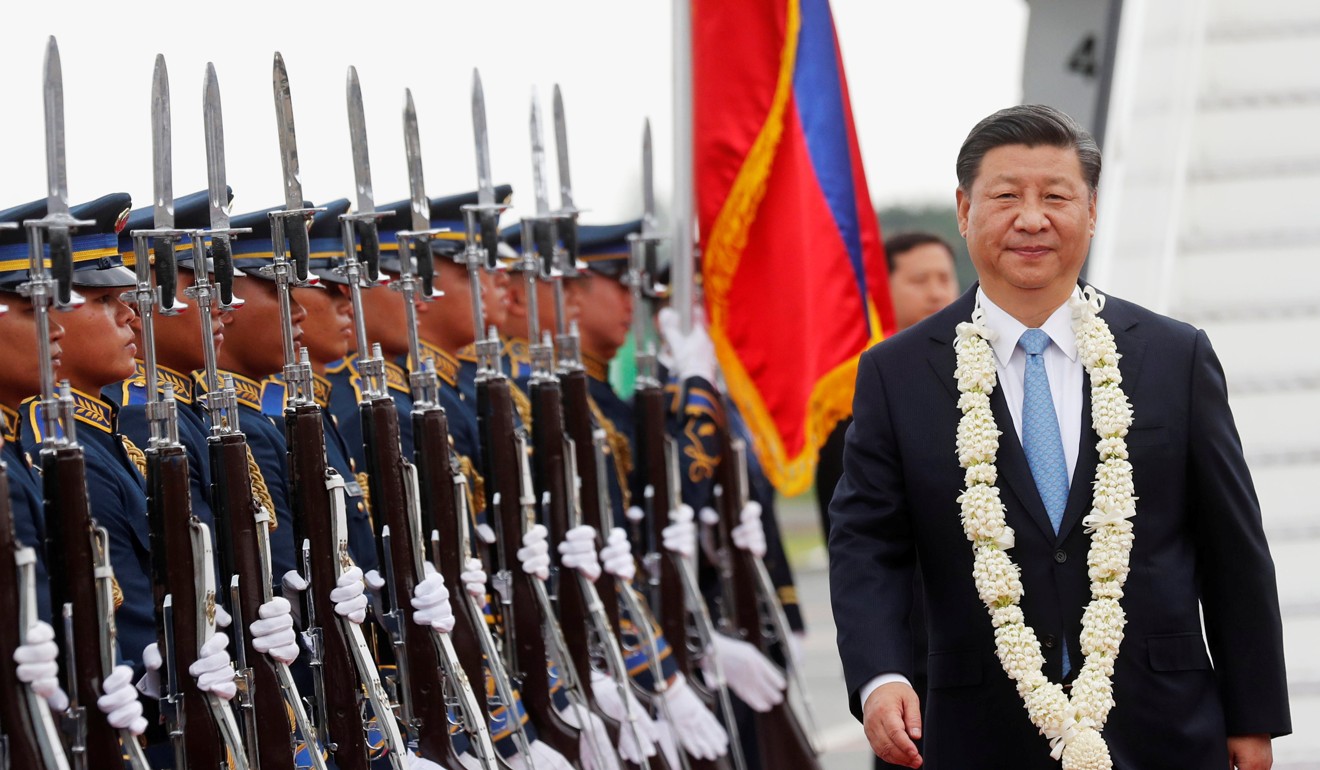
[829,285,1290,768]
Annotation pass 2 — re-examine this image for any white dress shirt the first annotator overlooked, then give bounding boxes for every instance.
[858,286,1085,709]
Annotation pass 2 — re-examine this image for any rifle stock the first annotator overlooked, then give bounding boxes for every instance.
[42,444,145,770]
[285,405,372,770]
[714,433,819,770]
[0,466,69,769]
[146,444,227,768]
[209,431,300,769]
[360,397,467,768]
[477,376,581,763]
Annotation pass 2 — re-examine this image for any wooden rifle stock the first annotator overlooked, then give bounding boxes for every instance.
[146,444,225,767]
[359,398,464,768]
[633,385,687,675]
[714,431,820,770]
[209,432,298,769]
[0,468,67,769]
[285,405,371,770]
[475,376,580,762]
[42,445,131,769]
[412,406,486,720]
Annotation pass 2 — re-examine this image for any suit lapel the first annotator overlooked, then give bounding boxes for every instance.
[1057,293,1146,542]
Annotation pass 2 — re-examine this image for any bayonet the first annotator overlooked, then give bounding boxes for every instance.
[401,88,435,300]
[271,52,313,282]
[203,62,244,311]
[551,84,579,279]
[467,70,503,271]
[642,119,658,240]
[152,57,174,232]
[345,66,382,283]
[43,37,69,221]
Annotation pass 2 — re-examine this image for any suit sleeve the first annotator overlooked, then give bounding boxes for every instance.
[1187,329,1291,736]
[827,350,915,721]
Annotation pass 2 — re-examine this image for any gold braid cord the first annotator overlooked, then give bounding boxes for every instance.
[120,436,148,479]
[588,397,632,509]
[246,446,278,530]
[456,453,486,518]
[510,382,533,432]
[356,471,374,528]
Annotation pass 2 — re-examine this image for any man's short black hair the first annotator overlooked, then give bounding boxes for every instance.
[884,231,953,274]
[956,105,1101,195]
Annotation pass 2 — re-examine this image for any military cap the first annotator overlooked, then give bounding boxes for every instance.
[227,201,314,281]
[307,198,351,286]
[0,192,137,290]
[118,188,235,272]
[374,184,514,272]
[575,220,641,280]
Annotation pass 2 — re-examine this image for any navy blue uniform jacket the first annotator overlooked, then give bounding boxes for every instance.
[828,286,1290,768]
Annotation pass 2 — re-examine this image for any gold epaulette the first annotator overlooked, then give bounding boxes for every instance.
[456,454,486,518]
[112,576,124,611]
[246,446,277,530]
[682,422,719,484]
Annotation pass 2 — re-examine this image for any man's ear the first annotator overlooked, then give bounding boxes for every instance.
[506,280,529,320]
[955,187,970,238]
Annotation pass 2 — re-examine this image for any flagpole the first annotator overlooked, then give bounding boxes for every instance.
[671,0,695,334]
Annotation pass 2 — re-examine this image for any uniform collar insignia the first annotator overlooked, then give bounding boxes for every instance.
[583,352,610,383]
[311,373,332,409]
[217,371,264,411]
[21,387,116,442]
[416,341,460,387]
[457,343,478,363]
[129,360,195,404]
[1,404,19,444]
[382,359,410,395]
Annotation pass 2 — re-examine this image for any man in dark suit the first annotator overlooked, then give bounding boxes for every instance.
[828,105,1290,769]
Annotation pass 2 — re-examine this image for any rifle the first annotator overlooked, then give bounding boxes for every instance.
[28,37,152,770]
[712,440,820,770]
[197,60,324,770]
[271,51,404,770]
[627,121,740,770]
[129,53,251,770]
[340,72,495,769]
[0,439,70,770]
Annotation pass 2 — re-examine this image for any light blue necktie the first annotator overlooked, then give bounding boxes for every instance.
[1018,328,1072,675]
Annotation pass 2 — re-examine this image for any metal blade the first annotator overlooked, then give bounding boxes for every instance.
[402,89,429,232]
[203,63,230,230]
[472,69,495,207]
[552,84,574,211]
[530,89,550,216]
[272,52,303,212]
[43,36,69,217]
[641,119,657,238]
[151,54,174,229]
[346,66,375,214]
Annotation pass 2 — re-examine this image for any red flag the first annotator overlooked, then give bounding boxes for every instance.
[695,0,894,495]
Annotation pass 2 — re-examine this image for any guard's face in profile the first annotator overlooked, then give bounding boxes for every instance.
[58,285,138,389]
[956,143,1096,298]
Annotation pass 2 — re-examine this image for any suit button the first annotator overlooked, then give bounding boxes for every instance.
[1054,550,1068,564]
[1043,635,1057,649]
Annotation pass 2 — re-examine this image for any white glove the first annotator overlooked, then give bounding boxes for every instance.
[558,524,602,582]
[251,596,300,665]
[461,557,488,600]
[13,620,67,711]
[731,500,767,558]
[589,669,658,763]
[625,506,644,525]
[705,633,785,713]
[661,672,728,759]
[518,524,551,580]
[649,716,685,769]
[409,755,445,770]
[190,633,238,701]
[97,664,148,735]
[558,696,623,770]
[657,307,717,383]
[411,564,456,633]
[788,631,806,669]
[599,527,636,582]
[364,568,387,593]
[331,566,369,624]
[214,604,232,629]
[280,569,309,617]
[662,504,696,559]
[505,740,576,770]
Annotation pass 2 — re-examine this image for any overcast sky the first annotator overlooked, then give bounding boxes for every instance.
[2,0,1026,225]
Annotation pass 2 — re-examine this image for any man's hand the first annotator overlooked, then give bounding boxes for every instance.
[1228,734,1271,770]
[863,682,922,768]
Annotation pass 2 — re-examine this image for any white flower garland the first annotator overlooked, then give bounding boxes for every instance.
[953,287,1135,769]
